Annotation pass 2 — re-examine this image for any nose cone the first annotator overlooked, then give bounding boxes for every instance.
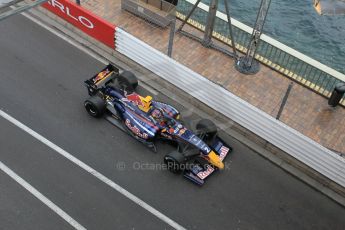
[207,151,224,169]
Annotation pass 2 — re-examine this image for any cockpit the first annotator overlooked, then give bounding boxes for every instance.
[150,108,176,128]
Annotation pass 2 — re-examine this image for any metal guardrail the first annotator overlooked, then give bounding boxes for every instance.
[176,0,345,106]
[115,27,345,188]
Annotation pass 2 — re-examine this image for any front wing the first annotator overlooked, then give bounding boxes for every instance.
[183,136,232,185]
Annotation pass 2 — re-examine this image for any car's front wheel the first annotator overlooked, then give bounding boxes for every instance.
[84,96,106,118]
[196,119,217,143]
[164,151,186,174]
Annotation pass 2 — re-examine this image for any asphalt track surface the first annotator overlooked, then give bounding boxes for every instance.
[1,14,345,230]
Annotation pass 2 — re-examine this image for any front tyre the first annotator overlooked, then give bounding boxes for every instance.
[196,119,217,143]
[84,96,106,118]
[164,151,185,174]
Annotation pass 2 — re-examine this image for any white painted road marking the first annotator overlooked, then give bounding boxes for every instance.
[0,110,186,230]
[0,160,87,230]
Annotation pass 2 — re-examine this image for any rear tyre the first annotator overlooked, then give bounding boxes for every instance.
[118,71,138,93]
[164,151,185,174]
[196,119,217,142]
[106,80,117,90]
[84,96,106,118]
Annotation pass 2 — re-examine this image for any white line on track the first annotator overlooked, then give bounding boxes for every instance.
[0,160,87,230]
[0,110,186,230]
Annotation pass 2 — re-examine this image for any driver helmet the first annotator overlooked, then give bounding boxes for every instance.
[151,108,163,119]
[151,108,168,125]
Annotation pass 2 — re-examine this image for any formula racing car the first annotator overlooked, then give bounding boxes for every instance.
[83,64,232,185]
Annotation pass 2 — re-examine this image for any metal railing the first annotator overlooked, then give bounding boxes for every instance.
[176,0,345,106]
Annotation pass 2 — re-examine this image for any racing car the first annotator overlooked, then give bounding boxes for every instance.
[83,64,232,185]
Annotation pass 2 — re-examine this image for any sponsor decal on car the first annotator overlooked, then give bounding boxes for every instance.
[202,145,211,153]
[93,69,110,84]
[173,125,186,136]
[125,119,149,139]
[190,135,201,145]
[219,146,229,161]
[126,93,144,107]
[197,165,215,180]
[178,128,187,136]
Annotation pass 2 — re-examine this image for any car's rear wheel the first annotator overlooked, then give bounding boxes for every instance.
[196,119,217,143]
[164,151,185,174]
[84,96,106,118]
[118,71,138,93]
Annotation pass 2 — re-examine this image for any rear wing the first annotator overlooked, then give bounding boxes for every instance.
[84,64,119,95]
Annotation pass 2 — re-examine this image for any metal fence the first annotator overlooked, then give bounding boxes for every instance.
[176,0,345,105]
